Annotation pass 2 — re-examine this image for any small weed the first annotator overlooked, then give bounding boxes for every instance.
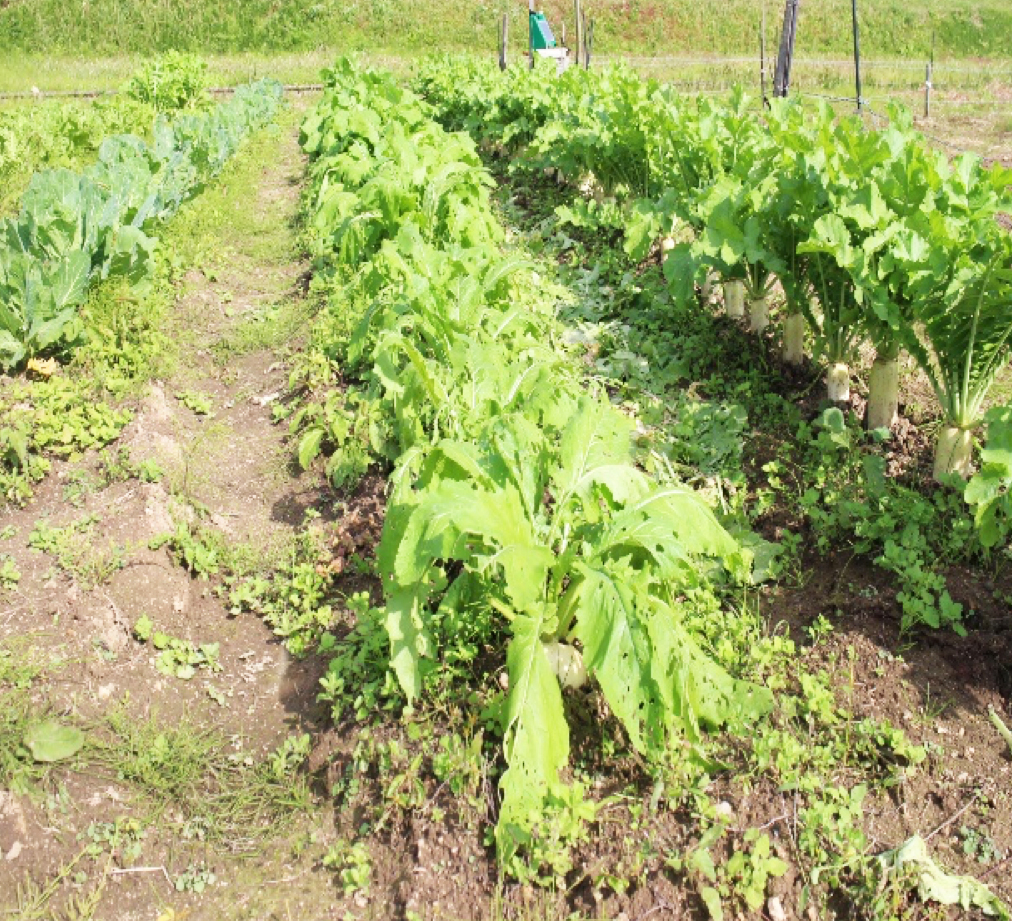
[174,863,217,893]
[228,528,336,656]
[212,297,312,363]
[12,847,91,921]
[99,708,312,842]
[29,515,126,588]
[175,389,215,416]
[322,840,372,895]
[1,553,21,591]
[723,830,789,914]
[151,520,221,578]
[496,782,599,887]
[83,817,147,865]
[137,458,165,482]
[267,733,312,783]
[134,615,221,680]
[960,824,1005,865]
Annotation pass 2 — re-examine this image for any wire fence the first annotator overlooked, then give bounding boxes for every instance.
[0,83,324,101]
[2,56,1007,158]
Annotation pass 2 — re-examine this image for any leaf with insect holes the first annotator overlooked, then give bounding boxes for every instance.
[496,612,570,851]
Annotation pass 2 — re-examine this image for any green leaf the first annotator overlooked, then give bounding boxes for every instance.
[24,721,85,763]
[399,479,553,615]
[551,395,644,517]
[877,835,1010,920]
[569,562,662,752]
[298,427,325,470]
[383,585,434,703]
[497,612,570,841]
[133,614,153,642]
[700,886,724,921]
[981,406,1012,470]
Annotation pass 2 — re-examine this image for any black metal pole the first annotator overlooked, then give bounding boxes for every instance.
[851,0,862,111]
[579,0,587,68]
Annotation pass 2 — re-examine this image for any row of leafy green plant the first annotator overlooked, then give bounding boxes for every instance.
[413,57,1012,488]
[0,76,284,504]
[0,53,212,217]
[0,76,283,372]
[0,96,153,217]
[292,58,777,864]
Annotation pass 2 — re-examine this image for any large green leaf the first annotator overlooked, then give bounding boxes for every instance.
[550,396,646,518]
[384,584,435,703]
[497,612,570,846]
[409,479,553,614]
[24,721,85,763]
[567,562,664,752]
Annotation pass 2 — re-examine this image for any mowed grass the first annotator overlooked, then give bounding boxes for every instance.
[1,0,1012,61]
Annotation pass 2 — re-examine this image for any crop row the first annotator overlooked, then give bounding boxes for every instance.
[0,78,283,372]
[297,59,772,860]
[414,58,1012,483]
[0,53,215,217]
[0,78,284,504]
[0,96,155,216]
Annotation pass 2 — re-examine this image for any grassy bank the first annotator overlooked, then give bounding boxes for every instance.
[2,0,1012,60]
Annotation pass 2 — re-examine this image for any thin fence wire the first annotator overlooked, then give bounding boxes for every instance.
[0,83,324,101]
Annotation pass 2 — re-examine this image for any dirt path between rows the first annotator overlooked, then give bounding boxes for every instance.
[0,105,354,921]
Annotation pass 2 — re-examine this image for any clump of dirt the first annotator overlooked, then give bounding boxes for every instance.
[315,472,388,578]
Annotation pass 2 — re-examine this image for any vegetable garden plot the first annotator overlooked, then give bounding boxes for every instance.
[0,78,283,372]
[3,51,1012,921]
[0,95,153,215]
[416,54,1012,506]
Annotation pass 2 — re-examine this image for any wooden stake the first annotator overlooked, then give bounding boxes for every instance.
[773,0,799,97]
[500,13,509,70]
[574,0,583,68]
[529,0,535,69]
[584,15,594,68]
[851,0,863,111]
[924,61,932,118]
